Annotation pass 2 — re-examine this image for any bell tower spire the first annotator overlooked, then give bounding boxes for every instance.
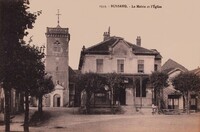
[56,9,61,26]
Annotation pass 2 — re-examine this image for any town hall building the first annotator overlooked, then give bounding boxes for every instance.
[78,28,162,108]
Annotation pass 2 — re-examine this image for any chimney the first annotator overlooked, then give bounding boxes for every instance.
[103,27,110,41]
[136,36,141,46]
[82,45,85,52]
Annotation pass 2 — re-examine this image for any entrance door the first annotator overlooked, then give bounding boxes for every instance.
[57,97,60,107]
[53,94,61,107]
[126,88,134,105]
[119,88,126,105]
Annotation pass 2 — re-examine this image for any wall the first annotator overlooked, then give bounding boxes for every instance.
[82,54,155,74]
[81,41,156,74]
[45,27,70,107]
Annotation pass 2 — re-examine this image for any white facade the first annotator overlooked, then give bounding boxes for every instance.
[81,39,159,75]
[163,69,184,109]
[50,84,64,107]
[79,35,162,107]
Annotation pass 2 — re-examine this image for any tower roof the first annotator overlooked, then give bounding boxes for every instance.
[45,26,69,38]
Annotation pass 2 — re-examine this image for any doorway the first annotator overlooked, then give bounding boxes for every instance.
[53,94,61,107]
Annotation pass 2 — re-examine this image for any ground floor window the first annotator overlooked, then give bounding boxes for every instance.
[190,94,197,110]
[93,92,110,107]
[168,95,180,109]
[135,78,148,97]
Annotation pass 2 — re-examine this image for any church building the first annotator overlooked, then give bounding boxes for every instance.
[43,11,71,107]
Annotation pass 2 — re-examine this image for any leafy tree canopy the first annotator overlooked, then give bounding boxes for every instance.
[105,73,124,91]
[0,0,41,88]
[13,44,45,93]
[172,72,200,93]
[150,71,169,90]
[31,75,54,97]
[76,72,106,93]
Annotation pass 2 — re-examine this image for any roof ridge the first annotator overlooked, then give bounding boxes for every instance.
[111,37,122,47]
[125,40,156,53]
[85,37,113,51]
[162,58,188,71]
[127,41,159,55]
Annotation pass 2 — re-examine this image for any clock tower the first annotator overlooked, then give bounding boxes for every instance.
[45,10,70,107]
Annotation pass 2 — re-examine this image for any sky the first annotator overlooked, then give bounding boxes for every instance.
[27,0,200,70]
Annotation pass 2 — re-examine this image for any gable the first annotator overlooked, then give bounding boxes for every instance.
[112,40,132,57]
[162,59,188,72]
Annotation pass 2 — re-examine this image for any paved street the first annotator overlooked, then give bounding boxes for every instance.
[0,107,199,132]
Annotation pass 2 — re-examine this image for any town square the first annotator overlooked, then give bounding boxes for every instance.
[0,0,200,132]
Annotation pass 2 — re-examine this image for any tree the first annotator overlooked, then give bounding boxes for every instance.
[172,72,200,114]
[13,44,44,132]
[150,72,169,110]
[105,73,123,113]
[77,73,125,114]
[76,73,106,114]
[0,0,39,131]
[32,75,54,116]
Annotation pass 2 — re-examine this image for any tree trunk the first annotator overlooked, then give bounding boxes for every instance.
[85,91,91,114]
[153,88,157,105]
[160,88,164,109]
[20,92,24,112]
[187,91,190,114]
[38,95,43,118]
[111,86,114,114]
[158,89,161,111]
[183,94,186,111]
[24,91,29,132]
[4,88,11,132]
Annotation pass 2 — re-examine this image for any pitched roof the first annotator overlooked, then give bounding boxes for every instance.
[161,59,188,72]
[83,36,161,56]
[164,87,181,96]
[69,66,78,82]
[78,36,161,70]
[55,84,64,90]
[69,66,76,76]
[190,67,200,75]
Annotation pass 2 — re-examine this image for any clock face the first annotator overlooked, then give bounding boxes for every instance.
[53,40,62,52]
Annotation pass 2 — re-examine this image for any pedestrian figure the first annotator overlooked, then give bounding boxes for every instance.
[152,104,158,115]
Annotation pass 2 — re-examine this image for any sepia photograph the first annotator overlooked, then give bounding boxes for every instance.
[0,0,200,132]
